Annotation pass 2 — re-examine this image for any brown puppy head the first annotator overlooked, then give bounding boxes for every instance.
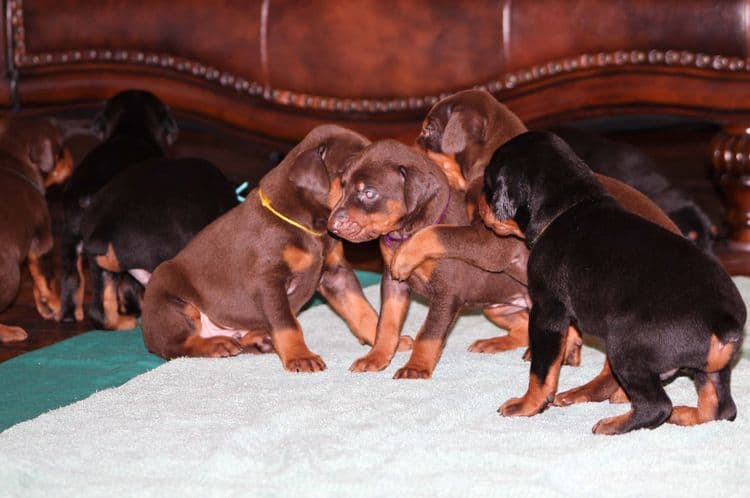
[93,90,179,148]
[0,116,73,188]
[416,89,527,183]
[329,139,447,243]
[260,124,370,217]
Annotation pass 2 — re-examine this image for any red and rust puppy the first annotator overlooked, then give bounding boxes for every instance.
[485,131,745,434]
[141,125,391,371]
[329,140,530,379]
[0,117,73,341]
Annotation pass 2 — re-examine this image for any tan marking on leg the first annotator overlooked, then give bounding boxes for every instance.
[470,309,529,353]
[425,150,467,190]
[44,148,74,187]
[500,330,567,417]
[562,326,582,367]
[321,287,378,345]
[390,228,446,281]
[272,326,326,372]
[282,245,315,273]
[74,251,85,321]
[592,410,635,435]
[668,377,720,426]
[350,293,410,372]
[706,334,734,372]
[102,276,137,330]
[554,359,629,406]
[94,243,121,273]
[27,253,61,320]
[393,337,443,379]
[0,324,28,342]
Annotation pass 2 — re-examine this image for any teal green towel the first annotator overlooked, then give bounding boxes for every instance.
[0,270,381,431]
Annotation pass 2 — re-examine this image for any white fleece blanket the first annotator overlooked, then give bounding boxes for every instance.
[2,279,750,498]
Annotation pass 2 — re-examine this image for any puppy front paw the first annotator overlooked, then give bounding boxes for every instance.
[393,364,432,380]
[284,353,326,373]
[0,325,28,343]
[350,352,391,372]
[396,335,414,351]
[498,394,550,417]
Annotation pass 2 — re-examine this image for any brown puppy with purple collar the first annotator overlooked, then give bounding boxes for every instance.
[329,140,529,378]
[0,117,73,342]
[141,125,410,371]
[390,89,681,404]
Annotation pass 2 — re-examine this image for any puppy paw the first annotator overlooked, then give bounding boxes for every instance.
[498,395,549,417]
[284,353,326,373]
[592,411,633,435]
[396,335,414,352]
[389,254,418,282]
[468,337,521,354]
[350,352,391,372]
[0,325,28,343]
[393,364,432,380]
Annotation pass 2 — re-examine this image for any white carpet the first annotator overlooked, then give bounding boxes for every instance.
[2,278,750,498]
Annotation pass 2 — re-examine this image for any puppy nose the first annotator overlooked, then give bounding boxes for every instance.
[328,209,347,232]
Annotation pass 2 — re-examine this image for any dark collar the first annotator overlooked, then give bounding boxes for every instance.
[384,190,452,248]
[0,165,45,197]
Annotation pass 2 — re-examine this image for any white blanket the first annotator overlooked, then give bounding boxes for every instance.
[2,279,749,498]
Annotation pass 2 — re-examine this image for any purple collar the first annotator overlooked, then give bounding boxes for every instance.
[384,190,451,248]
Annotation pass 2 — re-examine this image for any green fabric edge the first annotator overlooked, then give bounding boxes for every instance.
[0,270,382,432]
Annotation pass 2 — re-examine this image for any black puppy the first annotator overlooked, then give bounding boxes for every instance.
[80,158,238,329]
[59,90,178,322]
[484,131,745,435]
[553,127,717,253]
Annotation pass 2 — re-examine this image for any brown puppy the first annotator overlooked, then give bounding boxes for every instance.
[0,117,73,342]
[329,140,530,379]
[392,89,681,403]
[141,125,400,371]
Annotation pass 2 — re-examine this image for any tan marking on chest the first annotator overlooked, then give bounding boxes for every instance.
[95,243,122,273]
[283,245,315,272]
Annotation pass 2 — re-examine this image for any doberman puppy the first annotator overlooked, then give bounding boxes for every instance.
[391,89,681,403]
[484,131,745,434]
[59,90,178,322]
[553,127,717,254]
[141,125,403,369]
[80,158,238,330]
[329,140,531,379]
[0,117,73,341]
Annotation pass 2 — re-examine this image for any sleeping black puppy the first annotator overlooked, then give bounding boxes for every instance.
[80,158,238,329]
[553,127,717,254]
[59,90,178,322]
[483,131,745,435]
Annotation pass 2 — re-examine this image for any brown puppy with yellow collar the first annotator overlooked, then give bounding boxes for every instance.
[0,116,73,342]
[141,125,407,371]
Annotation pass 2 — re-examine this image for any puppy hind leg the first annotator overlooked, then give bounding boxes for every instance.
[593,362,672,435]
[669,366,736,426]
[470,309,529,354]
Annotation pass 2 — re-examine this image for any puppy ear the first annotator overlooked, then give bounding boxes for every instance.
[441,107,486,154]
[288,147,331,202]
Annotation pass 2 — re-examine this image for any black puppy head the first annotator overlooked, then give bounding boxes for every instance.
[93,90,179,147]
[265,124,370,210]
[329,140,442,243]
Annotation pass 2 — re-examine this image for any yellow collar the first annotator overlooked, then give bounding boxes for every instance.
[258,188,325,237]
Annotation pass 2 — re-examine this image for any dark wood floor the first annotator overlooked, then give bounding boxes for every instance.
[1,119,748,363]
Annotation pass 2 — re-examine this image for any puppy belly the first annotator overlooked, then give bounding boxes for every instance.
[198,312,248,340]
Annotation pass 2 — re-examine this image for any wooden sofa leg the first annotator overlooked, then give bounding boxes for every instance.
[711,125,750,255]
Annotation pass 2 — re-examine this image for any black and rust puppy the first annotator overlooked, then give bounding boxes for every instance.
[484,131,745,434]
[141,125,394,370]
[0,117,73,341]
[79,158,238,330]
[59,89,178,322]
[329,140,530,379]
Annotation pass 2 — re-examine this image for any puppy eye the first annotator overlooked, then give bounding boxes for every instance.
[358,187,378,202]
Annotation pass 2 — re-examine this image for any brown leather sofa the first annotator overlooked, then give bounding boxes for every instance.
[3,0,750,247]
